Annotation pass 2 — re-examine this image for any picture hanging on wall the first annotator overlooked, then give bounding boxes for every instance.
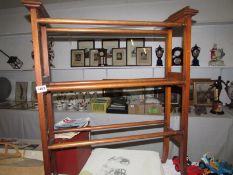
[77,40,95,66]
[112,48,127,66]
[136,47,152,66]
[126,38,145,66]
[15,82,28,102]
[71,49,85,67]
[102,39,120,66]
[90,49,100,67]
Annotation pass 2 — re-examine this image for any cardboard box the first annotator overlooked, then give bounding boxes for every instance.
[128,103,144,114]
[91,97,111,113]
[145,103,162,115]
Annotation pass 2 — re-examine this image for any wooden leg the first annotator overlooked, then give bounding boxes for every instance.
[162,86,171,163]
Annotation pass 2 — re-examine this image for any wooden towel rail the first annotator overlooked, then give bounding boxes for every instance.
[22,0,198,174]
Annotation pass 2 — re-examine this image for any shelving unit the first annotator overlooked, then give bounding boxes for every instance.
[22,0,198,174]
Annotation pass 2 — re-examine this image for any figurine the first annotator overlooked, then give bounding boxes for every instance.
[209,76,226,114]
[155,45,164,66]
[209,44,225,66]
[225,81,233,108]
[191,44,200,66]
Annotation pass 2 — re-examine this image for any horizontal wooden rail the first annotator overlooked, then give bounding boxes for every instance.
[54,120,164,134]
[46,28,168,35]
[50,78,164,86]
[37,18,184,27]
[47,79,185,92]
[49,130,182,150]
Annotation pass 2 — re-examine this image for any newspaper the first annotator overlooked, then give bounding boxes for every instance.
[54,117,90,139]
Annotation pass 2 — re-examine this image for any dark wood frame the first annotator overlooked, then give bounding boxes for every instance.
[71,49,85,67]
[136,47,152,66]
[126,38,145,66]
[77,40,95,66]
[112,48,127,66]
[22,1,198,174]
[102,39,119,66]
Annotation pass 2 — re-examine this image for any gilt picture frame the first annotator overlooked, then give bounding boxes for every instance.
[15,82,28,102]
[193,80,215,106]
[136,47,152,66]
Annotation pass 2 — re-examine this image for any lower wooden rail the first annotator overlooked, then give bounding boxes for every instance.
[47,79,184,91]
[54,120,164,134]
[48,130,182,150]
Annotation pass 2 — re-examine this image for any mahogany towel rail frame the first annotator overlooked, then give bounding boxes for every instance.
[22,0,198,174]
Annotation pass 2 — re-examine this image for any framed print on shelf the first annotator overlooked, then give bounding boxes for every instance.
[71,49,85,67]
[126,38,145,66]
[193,80,215,106]
[136,47,152,66]
[15,82,28,102]
[102,39,119,66]
[77,40,95,66]
[90,49,100,67]
[112,48,127,66]
[31,82,37,102]
[190,78,211,106]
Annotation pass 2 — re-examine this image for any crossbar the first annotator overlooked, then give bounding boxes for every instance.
[38,18,184,27]
[54,120,164,134]
[46,28,168,35]
[49,130,181,150]
[47,79,184,91]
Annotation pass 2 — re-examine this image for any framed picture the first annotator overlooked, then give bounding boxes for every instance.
[90,49,100,67]
[77,40,95,66]
[154,86,181,105]
[193,80,215,106]
[15,82,28,102]
[136,47,152,66]
[112,48,127,66]
[102,39,119,66]
[190,78,211,106]
[71,49,85,67]
[31,82,37,102]
[126,38,145,66]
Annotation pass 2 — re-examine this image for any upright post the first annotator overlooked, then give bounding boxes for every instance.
[162,29,172,163]
[30,8,51,175]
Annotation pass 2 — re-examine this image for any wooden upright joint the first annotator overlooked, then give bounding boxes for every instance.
[21,0,50,18]
[165,6,198,23]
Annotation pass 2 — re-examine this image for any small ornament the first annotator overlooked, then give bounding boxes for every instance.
[191,44,200,66]
[209,43,225,66]
[209,76,226,115]
[172,47,183,66]
[225,81,233,109]
[155,45,164,66]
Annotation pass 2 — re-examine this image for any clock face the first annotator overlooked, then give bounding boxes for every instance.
[172,47,183,66]
[99,51,104,57]
[174,50,181,57]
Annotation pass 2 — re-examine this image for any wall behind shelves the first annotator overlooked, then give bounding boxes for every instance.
[0,0,233,103]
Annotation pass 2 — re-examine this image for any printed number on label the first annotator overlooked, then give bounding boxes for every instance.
[36,85,47,93]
